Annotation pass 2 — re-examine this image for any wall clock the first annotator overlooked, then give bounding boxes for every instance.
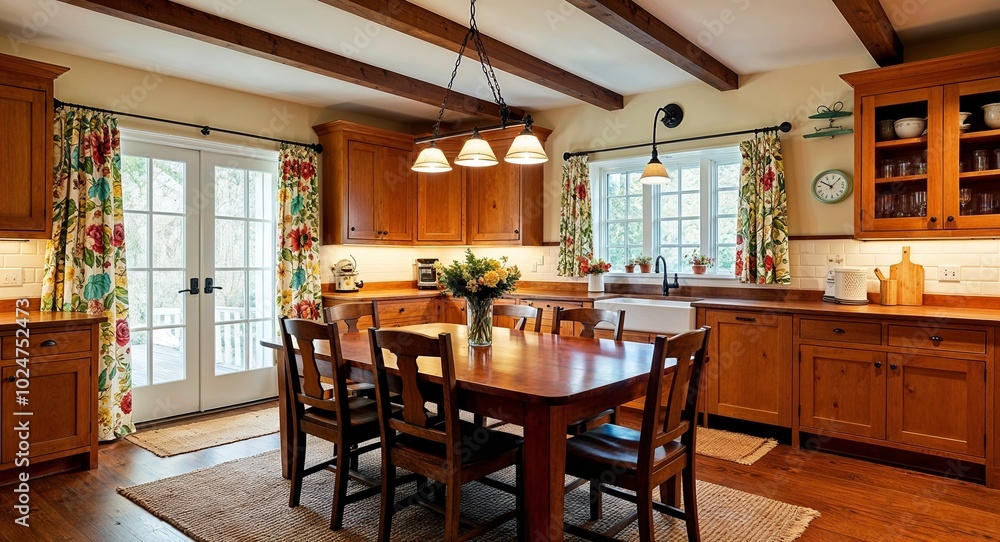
[811,169,853,203]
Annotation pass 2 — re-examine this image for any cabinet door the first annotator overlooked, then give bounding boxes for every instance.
[706,310,793,427]
[0,84,48,237]
[887,354,985,457]
[860,87,943,234]
[346,141,379,241]
[944,77,1000,231]
[2,358,91,463]
[416,167,465,244]
[468,163,521,243]
[377,146,414,242]
[799,345,886,439]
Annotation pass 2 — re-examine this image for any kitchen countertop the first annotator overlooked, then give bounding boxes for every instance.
[0,311,106,331]
[691,298,1000,326]
[322,288,689,303]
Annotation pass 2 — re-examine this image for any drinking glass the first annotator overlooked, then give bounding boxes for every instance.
[893,193,908,217]
[897,159,913,177]
[915,151,928,175]
[879,159,895,179]
[960,187,973,215]
[912,191,927,217]
[979,193,996,215]
[992,148,1000,170]
[877,193,894,218]
[973,150,990,172]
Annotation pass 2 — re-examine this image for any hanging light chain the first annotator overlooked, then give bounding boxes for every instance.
[433,20,474,138]
[468,0,509,126]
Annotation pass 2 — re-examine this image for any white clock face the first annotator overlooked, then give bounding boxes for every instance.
[813,172,850,202]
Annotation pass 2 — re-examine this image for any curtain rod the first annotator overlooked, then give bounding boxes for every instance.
[54,99,323,154]
[562,121,792,161]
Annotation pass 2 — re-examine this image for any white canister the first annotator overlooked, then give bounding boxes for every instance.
[834,268,869,302]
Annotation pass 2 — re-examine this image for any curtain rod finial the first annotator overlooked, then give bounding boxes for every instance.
[778,121,792,133]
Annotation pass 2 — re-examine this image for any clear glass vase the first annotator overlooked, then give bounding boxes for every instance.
[466,296,493,347]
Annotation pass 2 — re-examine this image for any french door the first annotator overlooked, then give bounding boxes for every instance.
[122,139,278,422]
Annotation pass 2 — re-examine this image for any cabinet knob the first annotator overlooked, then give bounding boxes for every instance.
[40,339,57,347]
[947,216,955,222]
[7,376,14,382]
[514,229,519,234]
[398,307,405,313]
[890,363,899,370]
[930,216,938,223]
[832,328,845,334]
[351,226,356,231]
[874,361,882,369]
[929,335,943,342]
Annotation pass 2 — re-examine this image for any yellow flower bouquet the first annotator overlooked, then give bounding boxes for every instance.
[436,250,521,346]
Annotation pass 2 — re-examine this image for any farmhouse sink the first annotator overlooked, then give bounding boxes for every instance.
[593,297,698,336]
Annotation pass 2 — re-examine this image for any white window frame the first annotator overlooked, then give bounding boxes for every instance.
[591,145,741,278]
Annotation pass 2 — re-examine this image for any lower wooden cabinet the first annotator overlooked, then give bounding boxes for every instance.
[705,309,793,427]
[800,345,886,439]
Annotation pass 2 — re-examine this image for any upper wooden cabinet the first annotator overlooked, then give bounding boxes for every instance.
[314,121,415,245]
[315,120,550,246]
[843,46,1000,238]
[0,53,67,239]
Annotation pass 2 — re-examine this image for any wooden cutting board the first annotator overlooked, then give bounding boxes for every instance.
[889,246,924,306]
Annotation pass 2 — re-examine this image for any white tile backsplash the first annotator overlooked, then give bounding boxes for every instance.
[0,240,46,299]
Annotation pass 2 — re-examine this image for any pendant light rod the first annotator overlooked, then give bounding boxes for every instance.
[563,120,792,161]
[414,115,532,145]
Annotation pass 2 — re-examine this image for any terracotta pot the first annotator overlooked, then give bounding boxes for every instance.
[691,265,707,274]
[624,265,636,273]
[638,264,652,273]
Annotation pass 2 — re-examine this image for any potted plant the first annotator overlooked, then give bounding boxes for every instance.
[635,255,653,273]
[624,258,636,273]
[436,250,522,346]
[578,253,612,292]
[685,250,714,274]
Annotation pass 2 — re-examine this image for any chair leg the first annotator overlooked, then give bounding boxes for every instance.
[329,441,350,530]
[444,481,462,541]
[636,484,655,542]
[659,475,681,507]
[473,414,486,426]
[516,456,526,542]
[378,459,396,542]
[289,430,306,507]
[681,466,701,542]
[349,443,359,471]
[589,479,603,520]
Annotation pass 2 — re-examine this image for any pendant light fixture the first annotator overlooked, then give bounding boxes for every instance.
[640,104,684,185]
[411,0,547,172]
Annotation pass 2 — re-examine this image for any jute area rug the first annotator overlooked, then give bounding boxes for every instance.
[125,407,778,466]
[119,439,819,542]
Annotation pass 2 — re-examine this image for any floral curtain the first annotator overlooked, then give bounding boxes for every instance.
[736,134,790,284]
[41,107,135,441]
[276,143,322,320]
[557,155,593,277]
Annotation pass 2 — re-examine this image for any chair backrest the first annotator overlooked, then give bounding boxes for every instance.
[279,316,352,427]
[552,307,625,340]
[324,301,380,332]
[493,303,543,332]
[638,326,711,471]
[368,328,462,465]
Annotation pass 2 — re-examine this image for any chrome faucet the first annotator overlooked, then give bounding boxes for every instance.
[654,256,680,296]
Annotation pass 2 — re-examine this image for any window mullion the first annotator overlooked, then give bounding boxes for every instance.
[701,157,715,268]
[644,183,655,260]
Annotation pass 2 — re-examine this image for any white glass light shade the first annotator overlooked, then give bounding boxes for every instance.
[411,144,452,172]
[639,156,670,185]
[454,133,498,167]
[504,129,548,164]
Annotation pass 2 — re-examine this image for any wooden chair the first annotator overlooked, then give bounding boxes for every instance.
[563,326,711,542]
[368,328,525,542]
[552,306,627,434]
[278,316,389,531]
[324,301,380,399]
[493,303,543,332]
[552,306,625,341]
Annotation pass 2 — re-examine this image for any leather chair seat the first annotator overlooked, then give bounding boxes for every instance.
[396,420,524,464]
[566,424,684,477]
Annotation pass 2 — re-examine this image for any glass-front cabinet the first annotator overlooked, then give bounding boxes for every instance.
[844,47,1000,238]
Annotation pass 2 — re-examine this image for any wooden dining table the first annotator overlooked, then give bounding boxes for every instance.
[261,322,665,542]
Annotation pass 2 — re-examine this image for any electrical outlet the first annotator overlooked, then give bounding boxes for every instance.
[826,254,845,267]
[0,269,22,286]
[537,254,544,265]
[939,266,960,282]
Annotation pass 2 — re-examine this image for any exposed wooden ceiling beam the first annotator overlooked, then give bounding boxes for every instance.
[565,0,738,91]
[832,0,904,66]
[57,0,523,121]
[317,0,623,111]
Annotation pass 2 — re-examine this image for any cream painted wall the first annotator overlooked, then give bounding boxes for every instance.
[534,54,878,240]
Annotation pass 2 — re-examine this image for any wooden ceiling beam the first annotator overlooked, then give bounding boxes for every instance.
[832,0,904,66]
[317,0,623,111]
[565,0,738,91]
[57,0,523,120]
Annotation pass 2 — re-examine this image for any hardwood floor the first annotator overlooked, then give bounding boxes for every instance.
[3,400,1000,541]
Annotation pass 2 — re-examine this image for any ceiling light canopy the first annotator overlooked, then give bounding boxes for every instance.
[411,0,547,173]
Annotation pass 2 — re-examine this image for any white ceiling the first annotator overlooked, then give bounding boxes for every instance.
[0,0,997,124]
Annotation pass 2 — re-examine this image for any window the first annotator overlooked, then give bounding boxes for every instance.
[594,147,741,275]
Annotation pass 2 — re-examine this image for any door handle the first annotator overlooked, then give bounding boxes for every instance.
[204,277,223,294]
[735,316,756,322]
[178,278,200,295]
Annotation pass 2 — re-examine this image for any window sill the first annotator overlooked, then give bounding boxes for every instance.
[604,272,738,282]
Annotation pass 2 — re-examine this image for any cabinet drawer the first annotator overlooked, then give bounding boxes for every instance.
[1,329,92,359]
[800,319,882,345]
[378,299,436,326]
[887,325,987,355]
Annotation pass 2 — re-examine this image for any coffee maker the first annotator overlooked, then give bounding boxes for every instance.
[416,258,440,289]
